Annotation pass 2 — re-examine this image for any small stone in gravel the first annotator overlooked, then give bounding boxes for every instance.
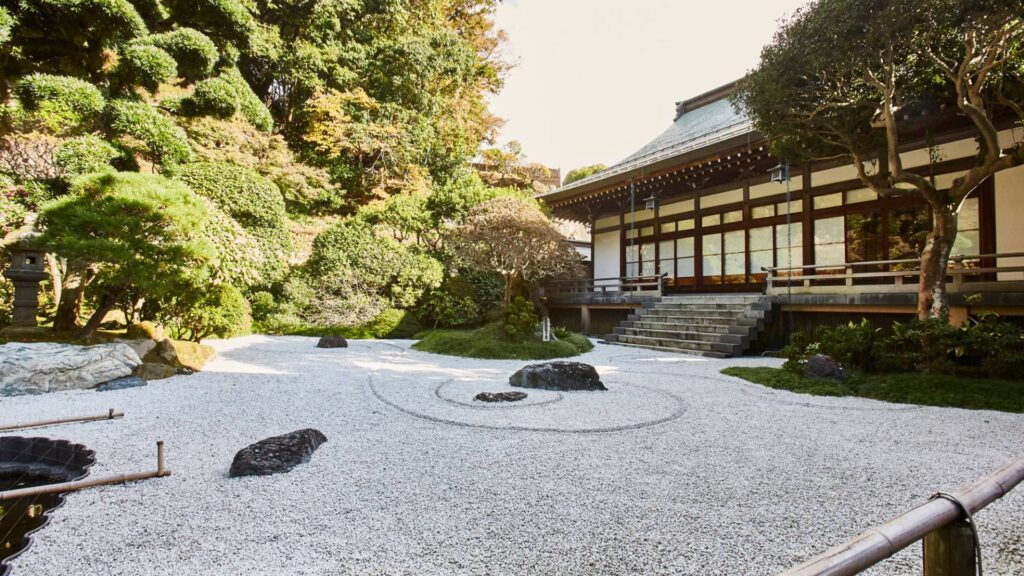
[317,336,348,349]
[229,429,328,477]
[509,362,606,391]
[176,367,194,376]
[804,354,846,381]
[95,376,147,392]
[474,391,527,403]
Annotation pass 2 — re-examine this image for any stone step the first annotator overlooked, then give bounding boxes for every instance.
[613,333,741,356]
[620,320,735,333]
[599,339,731,359]
[614,327,748,346]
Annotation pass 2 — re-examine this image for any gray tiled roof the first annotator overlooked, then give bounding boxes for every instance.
[546,97,752,197]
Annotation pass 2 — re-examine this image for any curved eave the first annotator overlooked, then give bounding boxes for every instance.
[540,130,763,219]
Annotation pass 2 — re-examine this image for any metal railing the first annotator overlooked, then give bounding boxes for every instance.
[545,274,667,297]
[777,453,1024,575]
[764,251,1024,296]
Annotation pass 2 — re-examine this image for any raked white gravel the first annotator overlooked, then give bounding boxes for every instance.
[2,335,1022,575]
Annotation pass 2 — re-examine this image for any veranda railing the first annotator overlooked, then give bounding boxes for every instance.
[764,251,1024,296]
[544,274,667,297]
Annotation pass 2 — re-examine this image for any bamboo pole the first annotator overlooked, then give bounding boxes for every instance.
[0,409,124,432]
[0,441,171,501]
[777,454,1024,576]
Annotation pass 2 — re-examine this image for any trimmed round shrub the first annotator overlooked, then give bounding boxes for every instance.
[54,135,119,177]
[157,282,253,341]
[15,74,105,133]
[221,68,273,131]
[188,76,239,118]
[166,0,257,49]
[118,43,177,93]
[108,99,192,167]
[174,162,286,228]
[200,198,264,288]
[147,28,218,82]
[248,290,275,322]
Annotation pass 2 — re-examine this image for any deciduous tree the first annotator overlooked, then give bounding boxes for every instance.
[450,196,583,307]
[734,0,1024,319]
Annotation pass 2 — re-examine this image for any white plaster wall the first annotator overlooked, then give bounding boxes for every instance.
[995,164,1024,280]
[593,230,621,285]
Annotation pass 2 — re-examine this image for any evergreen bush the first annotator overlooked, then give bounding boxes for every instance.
[14,74,105,133]
[188,76,240,118]
[108,99,192,167]
[54,135,119,177]
[146,28,218,82]
[117,43,177,93]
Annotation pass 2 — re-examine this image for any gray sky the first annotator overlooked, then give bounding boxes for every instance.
[488,0,810,177]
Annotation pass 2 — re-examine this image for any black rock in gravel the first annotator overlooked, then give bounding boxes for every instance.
[804,354,847,381]
[229,429,328,478]
[509,362,606,391]
[474,391,528,403]
[95,376,147,392]
[317,336,348,349]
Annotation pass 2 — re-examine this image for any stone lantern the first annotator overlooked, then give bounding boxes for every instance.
[2,215,48,327]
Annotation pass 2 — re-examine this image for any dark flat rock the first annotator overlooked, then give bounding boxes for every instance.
[95,376,147,392]
[804,354,847,381]
[509,362,606,391]
[317,336,348,349]
[474,391,528,403]
[229,429,327,478]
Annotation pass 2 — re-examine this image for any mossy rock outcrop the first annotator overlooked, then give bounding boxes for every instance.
[126,321,165,340]
[144,338,216,371]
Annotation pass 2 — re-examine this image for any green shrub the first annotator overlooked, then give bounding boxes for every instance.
[175,162,286,228]
[413,322,593,360]
[167,0,258,49]
[146,28,219,82]
[248,290,275,322]
[15,74,106,133]
[785,315,1024,380]
[503,296,537,342]
[308,220,441,308]
[782,320,878,373]
[54,135,119,177]
[221,68,273,131]
[0,7,14,47]
[117,43,177,93]
[188,76,239,118]
[362,308,422,339]
[155,282,252,341]
[108,99,192,167]
[200,198,264,287]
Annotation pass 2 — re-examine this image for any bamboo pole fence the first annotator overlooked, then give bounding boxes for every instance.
[777,453,1024,576]
[0,409,124,432]
[0,441,170,501]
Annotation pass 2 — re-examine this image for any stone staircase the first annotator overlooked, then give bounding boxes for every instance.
[602,294,772,358]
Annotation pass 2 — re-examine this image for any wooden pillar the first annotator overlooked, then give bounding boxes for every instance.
[948,306,969,327]
[580,306,591,334]
[923,519,977,576]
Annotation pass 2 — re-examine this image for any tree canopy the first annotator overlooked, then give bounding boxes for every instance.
[733,0,1024,318]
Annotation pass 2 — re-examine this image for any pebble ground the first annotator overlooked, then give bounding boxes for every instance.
[2,335,1022,575]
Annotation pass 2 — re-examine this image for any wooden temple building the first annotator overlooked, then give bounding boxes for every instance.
[539,82,1024,356]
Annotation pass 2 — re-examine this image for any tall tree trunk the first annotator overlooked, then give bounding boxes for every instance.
[79,287,124,340]
[45,254,63,309]
[917,205,957,320]
[53,268,86,331]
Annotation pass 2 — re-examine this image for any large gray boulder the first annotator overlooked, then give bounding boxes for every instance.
[0,342,142,396]
[509,362,607,391]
